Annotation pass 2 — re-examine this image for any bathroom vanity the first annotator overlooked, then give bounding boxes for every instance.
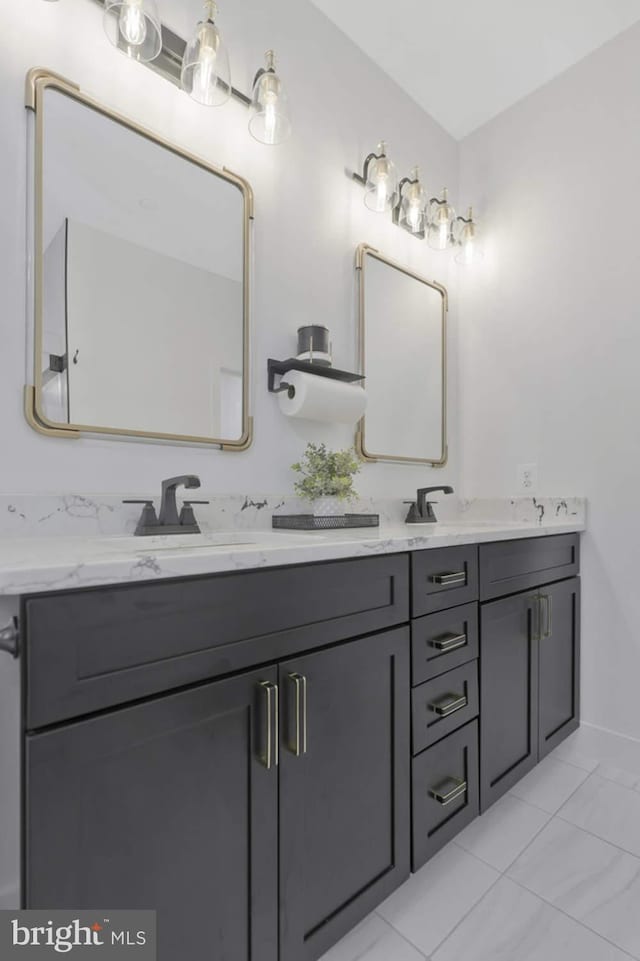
[0,524,581,961]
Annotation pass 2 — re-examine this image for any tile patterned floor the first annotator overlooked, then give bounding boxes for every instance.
[319,725,640,961]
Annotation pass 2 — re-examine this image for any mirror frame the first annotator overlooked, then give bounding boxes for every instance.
[355,243,448,466]
[24,68,254,449]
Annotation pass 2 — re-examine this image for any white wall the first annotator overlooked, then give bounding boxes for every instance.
[458,22,640,740]
[0,0,460,499]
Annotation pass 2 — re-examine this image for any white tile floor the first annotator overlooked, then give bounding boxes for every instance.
[319,725,640,961]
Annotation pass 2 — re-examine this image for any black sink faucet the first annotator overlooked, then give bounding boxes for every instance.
[159,475,201,526]
[124,475,209,536]
[404,486,454,524]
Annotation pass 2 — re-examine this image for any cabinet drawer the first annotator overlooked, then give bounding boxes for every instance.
[24,554,409,729]
[411,546,479,616]
[412,721,479,870]
[479,534,579,601]
[412,602,478,685]
[412,661,479,755]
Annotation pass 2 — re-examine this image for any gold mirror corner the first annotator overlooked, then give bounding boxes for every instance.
[26,68,253,451]
[356,244,448,467]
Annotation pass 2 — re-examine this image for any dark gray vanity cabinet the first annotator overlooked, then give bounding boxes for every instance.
[480,592,540,810]
[479,538,581,811]
[26,667,279,961]
[409,549,481,871]
[538,577,581,758]
[18,536,581,960]
[22,554,411,961]
[278,628,409,961]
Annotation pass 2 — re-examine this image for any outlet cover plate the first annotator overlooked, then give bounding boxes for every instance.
[517,463,538,492]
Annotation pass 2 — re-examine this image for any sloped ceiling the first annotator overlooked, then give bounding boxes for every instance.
[309,0,640,138]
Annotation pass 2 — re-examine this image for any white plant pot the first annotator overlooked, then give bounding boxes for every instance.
[312,497,345,517]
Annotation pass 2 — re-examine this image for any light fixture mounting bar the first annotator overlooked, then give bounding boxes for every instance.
[89,0,252,106]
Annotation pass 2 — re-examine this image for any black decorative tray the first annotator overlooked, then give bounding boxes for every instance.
[273,514,380,531]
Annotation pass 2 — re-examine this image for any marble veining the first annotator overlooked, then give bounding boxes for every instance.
[0,494,586,539]
[0,495,586,596]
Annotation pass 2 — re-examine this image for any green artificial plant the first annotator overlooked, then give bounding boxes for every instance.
[291,443,361,502]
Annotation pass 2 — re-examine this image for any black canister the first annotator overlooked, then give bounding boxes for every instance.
[297,325,331,365]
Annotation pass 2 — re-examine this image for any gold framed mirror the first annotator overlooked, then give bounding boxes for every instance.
[24,68,253,449]
[355,244,447,466]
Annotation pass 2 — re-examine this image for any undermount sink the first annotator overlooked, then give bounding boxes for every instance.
[97,531,326,554]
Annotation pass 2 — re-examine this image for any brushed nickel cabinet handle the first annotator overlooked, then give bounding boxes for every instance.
[429,777,468,806]
[428,692,468,717]
[531,595,542,642]
[287,673,307,757]
[429,631,467,653]
[430,571,467,587]
[541,593,552,638]
[259,681,279,770]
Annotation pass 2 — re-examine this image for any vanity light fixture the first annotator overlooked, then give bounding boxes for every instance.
[103,0,162,63]
[453,207,483,266]
[393,166,427,238]
[427,188,456,251]
[181,1,231,107]
[249,51,292,145]
[354,142,398,213]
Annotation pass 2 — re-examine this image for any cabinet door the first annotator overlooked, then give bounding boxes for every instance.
[538,578,580,759]
[480,593,539,811]
[279,628,410,961]
[26,669,279,961]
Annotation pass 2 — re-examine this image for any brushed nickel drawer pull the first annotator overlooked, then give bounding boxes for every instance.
[429,631,467,653]
[428,692,468,717]
[259,681,279,770]
[429,777,468,806]
[287,672,308,757]
[431,571,467,587]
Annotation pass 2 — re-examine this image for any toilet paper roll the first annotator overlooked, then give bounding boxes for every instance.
[278,371,367,424]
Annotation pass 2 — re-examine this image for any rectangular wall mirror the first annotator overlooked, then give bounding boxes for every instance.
[25,69,253,448]
[356,245,447,465]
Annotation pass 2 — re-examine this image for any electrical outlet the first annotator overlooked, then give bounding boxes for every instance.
[517,463,538,492]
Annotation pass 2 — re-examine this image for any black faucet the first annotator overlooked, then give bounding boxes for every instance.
[404,486,454,524]
[124,475,209,536]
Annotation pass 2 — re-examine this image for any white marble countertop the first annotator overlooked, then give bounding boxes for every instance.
[0,515,585,596]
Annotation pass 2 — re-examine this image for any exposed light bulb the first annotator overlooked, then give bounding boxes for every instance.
[375,177,389,213]
[181,2,231,106]
[103,0,162,63]
[455,208,483,266]
[398,167,426,235]
[427,188,455,251]
[119,0,147,46]
[461,239,475,264]
[364,142,397,213]
[407,201,421,231]
[249,51,292,145]
[191,26,218,101]
[263,99,277,142]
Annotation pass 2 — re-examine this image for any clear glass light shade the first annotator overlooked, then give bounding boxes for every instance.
[427,189,455,250]
[455,216,483,266]
[400,167,427,234]
[249,52,292,145]
[364,143,398,213]
[103,0,162,63]
[181,3,231,106]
